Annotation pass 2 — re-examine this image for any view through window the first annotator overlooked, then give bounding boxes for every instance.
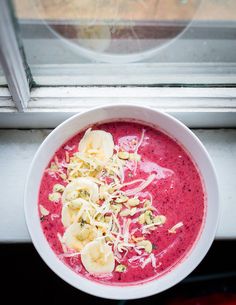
[0,63,7,86]
[11,0,236,85]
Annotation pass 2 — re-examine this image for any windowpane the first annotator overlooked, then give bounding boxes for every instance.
[13,0,236,85]
[0,63,7,86]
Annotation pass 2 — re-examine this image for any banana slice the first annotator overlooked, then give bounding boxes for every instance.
[63,222,98,252]
[81,239,115,274]
[62,177,99,204]
[61,198,87,227]
[61,204,72,228]
[79,128,114,161]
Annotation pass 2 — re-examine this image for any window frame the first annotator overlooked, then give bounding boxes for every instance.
[0,86,236,128]
[0,0,31,111]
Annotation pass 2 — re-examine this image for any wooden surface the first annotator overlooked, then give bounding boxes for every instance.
[0,128,235,242]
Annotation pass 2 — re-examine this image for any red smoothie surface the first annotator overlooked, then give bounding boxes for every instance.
[38,121,205,285]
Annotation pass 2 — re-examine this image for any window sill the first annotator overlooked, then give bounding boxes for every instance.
[1,86,236,128]
[0,128,235,242]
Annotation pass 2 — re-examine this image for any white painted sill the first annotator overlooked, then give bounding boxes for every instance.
[1,87,236,128]
[0,128,235,242]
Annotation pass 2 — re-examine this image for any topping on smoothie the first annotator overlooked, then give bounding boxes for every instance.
[81,239,115,274]
[38,122,204,284]
[115,264,127,272]
[48,192,61,202]
[136,240,153,253]
[118,151,130,160]
[53,184,65,193]
[168,222,184,234]
[78,128,114,161]
[39,204,49,216]
[45,128,170,274]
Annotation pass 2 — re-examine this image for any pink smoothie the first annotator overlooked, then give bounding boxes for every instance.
[38,121,205,284]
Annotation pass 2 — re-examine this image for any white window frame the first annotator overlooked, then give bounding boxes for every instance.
[31,63,236,86]
[0,0,30,111]
[0,86,236,128]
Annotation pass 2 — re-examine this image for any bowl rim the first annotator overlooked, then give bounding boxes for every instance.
[24,104,219,300]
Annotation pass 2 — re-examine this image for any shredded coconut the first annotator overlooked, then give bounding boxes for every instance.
[125,174,156,196]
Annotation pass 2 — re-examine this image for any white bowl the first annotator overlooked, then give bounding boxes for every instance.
[24,105,219,300]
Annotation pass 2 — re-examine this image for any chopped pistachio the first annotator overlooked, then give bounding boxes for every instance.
[120,209,131,217]
[137,240,153,253]
[50,162,58,171]
[108,187,115,194]
[115,195,129,204]
[130,207,137,216]
[48,192,61,203]
[118,151,130,160]
[143,200,152,209]
[153,215,166,225]
[115,264,127,272]
[39,204,49,216]
[127,198,140,207]
[144,210,153,224]
[111,204,122,214]
[53,183,65,193]
[138,213,146,224]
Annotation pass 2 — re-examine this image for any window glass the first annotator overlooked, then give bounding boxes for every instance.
[13,0,236,85]
[0,63,7,86]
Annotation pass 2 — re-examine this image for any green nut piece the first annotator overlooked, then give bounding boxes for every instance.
[48,192,61,203]
[127,198,140,207]
[53,183,65,193]
[118,151,130,160]
[115,264,127,272]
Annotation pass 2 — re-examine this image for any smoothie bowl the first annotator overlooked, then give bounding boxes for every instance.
[24,105,219,299]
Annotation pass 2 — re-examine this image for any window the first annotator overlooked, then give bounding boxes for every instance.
[12,0,236,85]
[0,0,235,127]
[0,63,7,86]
